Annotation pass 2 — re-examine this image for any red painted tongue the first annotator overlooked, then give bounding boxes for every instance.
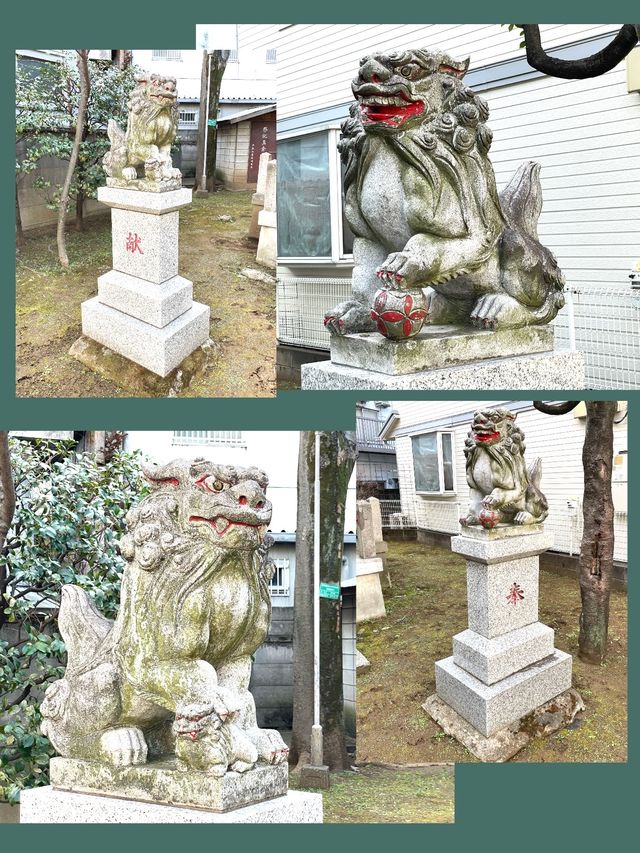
[363,100,422,123]
[476,431,501,442]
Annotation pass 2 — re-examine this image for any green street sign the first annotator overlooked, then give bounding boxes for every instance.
[207,119,217,127]
[319,582,340,600]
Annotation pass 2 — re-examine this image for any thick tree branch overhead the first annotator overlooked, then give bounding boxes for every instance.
[519,24,639,79]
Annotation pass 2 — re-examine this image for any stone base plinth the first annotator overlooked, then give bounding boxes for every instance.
[20,787,322,824]
[453,622,555,685]
[435,650,572,737]
[81,297,209,377]
[424,688,585,762]
[300,350,585,390]
[331,325,554,375]
[97,271,193,328]
[49,757,288,813]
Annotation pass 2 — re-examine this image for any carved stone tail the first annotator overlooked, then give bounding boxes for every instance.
[499,161,543,240]
[58,584,113,677]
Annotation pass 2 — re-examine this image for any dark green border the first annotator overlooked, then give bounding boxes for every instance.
[3,2,637,847]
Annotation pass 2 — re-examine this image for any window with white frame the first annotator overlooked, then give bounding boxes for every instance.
[152,50,182,62]
[178,108,198,128]
[172,431,246,448]
[265,48,277,64]
[269,559,290,597]
[411,432,456,494]
[277,128,353,262]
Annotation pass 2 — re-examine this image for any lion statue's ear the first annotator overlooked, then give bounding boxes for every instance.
[438,57,469,79]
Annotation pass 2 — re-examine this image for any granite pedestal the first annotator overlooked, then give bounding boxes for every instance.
[429,526,573,743]
[78,186,209,377]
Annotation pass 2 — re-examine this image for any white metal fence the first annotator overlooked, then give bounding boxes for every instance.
[381,497,628,563]
[277,277,640,389]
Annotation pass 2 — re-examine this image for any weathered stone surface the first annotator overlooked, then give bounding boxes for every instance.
[324,48,566,337]
[20,788,323,824]
[97,271,192,328]
[460,524,545,541]
[102,73,182,191]
[357,501,378,558]
[50,757,287,812]
[39,459,289,801]
[424,688,584,762]
[98,186,192,214]
[451,530,554,564]
[300,351,586,390]
[256,159,276,269]
[111,207,179,284]
[249,152,271,239]
[467,557,540,639]
[461,408,548,528]
[81,298,210,377]
[453,623,555,684]
[299,765,331,790]
[356,558,386,623]
[435,650,572,736]
[331,326,554,374]
[356,649,371,674]
[69,336,216,396]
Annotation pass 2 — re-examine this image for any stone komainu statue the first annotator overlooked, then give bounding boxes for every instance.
[103,73,181,188]
[461,408,549,528]
[325,48,565,334]
[41,459,288,776]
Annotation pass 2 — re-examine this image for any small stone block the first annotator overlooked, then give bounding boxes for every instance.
[49,757,287,813]
[300,350,586,391]
[330,325,554,375]
[81,297,209,377]
[453,622,555,684]
[97,270,192,328]
[20,786,323,823]
[111,207,179,284]
[98,185,192,214]
[435,650,572,736]
[467,557,539,638]
[452,530,554,564]
[299,765,331,790]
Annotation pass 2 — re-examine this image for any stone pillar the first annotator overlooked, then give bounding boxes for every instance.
[367,497,388,564]
[80,187,209,377]
[356,499,386,623]
[430,525,573,744]
[256,159,277,270]
[249,151,271,240]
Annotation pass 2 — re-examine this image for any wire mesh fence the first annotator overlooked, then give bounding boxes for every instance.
[278,277,640,389]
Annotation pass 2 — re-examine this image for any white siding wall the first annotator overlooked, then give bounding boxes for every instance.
[390,401,628,561]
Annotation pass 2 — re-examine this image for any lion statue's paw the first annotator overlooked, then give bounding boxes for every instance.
[376,252,427,287]
[514,511,535,525]
[470,292,529,330]
[100,726,148,767]
[122,166,138,182]
[246,727,289,765]
[324,300,374,336]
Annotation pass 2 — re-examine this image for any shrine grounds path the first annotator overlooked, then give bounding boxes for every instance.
[16,191,276,398]
[357,538,628,764]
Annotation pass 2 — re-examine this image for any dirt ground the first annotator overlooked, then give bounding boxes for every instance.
[16,191,276,398]
[293,764,455,823]
[357,538,627,764]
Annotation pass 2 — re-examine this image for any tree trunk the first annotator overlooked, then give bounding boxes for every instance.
[57,50,90,267]
[578,401,617,663]
[0,431,16,632]
[15,178,24,250]
[205,50,229,192]
[75,187,85,231]
[290,431,357,771]
[195,50,210,194]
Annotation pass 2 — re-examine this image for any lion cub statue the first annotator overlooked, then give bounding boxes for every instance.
[103,73,181,189]
[325,48,565,334]
[41,458,288,775]
[460,408,549,529]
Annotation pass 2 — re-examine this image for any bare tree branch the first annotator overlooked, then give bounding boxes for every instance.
[520,24,639,80]
[532,401,580,416]
[0,431,15,553]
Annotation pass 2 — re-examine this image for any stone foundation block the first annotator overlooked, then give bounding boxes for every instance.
[97,270,192,328]
[467,557,539,638]
[331,325,554,375]
[356,557,386,623]
[451,530,554,564]
[453,622,555,684]
[20,786,322,824]
[111,207,179,284]
[435,650,572,736]
[81,297,209,377]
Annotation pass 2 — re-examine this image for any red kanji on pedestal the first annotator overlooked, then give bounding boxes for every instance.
[506,582,525,605]
[125,232,143,254]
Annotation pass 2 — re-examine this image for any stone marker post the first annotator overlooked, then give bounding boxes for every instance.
[356,499,386,622]
[78,74,209,378]
[256,159,277,270]
[249,151,271,240]
[424,408,582,761]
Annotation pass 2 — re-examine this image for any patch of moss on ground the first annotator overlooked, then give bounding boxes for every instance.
[16,192,275,398]
[292,764,454,823]
[357,539,627,764]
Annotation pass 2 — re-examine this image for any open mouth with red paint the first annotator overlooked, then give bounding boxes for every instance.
[473,429,502,444]
[355,85,425,128]
[189,514,269,542]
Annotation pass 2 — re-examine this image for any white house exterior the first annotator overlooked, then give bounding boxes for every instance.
[376,401,628,566]
[275,25,640,386]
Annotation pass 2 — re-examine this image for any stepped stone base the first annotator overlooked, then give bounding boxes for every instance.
[435,650,572,737]
[48,756,287,813]
[81,297,209,377]
[97,270,193,328]
[301,350,585,390]
[453,622,555,685]
[20,786,322,824]
[331,325,554,375]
